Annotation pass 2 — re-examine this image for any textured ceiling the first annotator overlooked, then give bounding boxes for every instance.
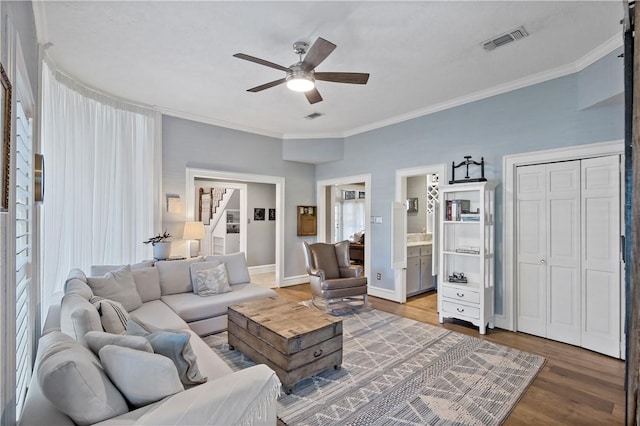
[34,1,623,139]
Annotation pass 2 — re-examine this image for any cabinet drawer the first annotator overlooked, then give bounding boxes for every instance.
[442,287,480,304]
[421,245,432,256]
[407,247,421,258]
[442,301,480,319]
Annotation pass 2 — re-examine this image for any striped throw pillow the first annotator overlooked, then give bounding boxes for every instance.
[90,296,129,334]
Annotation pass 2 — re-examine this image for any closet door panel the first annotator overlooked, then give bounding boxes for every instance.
[516,165,547,336]
[546,161,581,344]
[581,156,620,357]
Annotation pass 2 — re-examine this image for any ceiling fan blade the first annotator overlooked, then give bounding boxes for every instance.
[301,38,336,71]
[247,78,287,92]
[315,72,370,85]
[233,53,290,72]
[305,87,323,104]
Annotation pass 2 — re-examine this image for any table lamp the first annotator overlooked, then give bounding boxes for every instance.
[183,221,205,257]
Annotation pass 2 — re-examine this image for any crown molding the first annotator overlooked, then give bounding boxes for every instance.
[339,34,623,139]
[31,1,49,44]
[157,106,283,139]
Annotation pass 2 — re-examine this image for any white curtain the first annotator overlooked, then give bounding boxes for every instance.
[41,61,161,306]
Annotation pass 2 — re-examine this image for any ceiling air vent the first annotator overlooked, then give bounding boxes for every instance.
[305,112,324,120]
[482,26,529,51]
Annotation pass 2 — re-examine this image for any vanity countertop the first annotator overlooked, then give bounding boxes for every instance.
[407,241,432,247]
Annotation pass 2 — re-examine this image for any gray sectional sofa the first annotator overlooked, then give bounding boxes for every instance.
[20,252,280,425]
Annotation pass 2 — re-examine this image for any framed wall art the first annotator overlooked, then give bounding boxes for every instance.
[268,208,276,221]
[254,208,265,221]
[0,62,11,212]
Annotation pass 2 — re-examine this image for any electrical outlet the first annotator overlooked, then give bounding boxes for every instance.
[376,273,381,280]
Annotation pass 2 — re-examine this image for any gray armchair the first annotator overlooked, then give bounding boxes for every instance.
[302,240,368,311]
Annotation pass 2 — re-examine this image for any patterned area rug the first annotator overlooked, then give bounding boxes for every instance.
[204,309,545,426]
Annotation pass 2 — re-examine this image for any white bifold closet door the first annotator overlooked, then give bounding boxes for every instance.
[516,155,621,357]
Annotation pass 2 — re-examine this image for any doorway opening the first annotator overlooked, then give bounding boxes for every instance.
[186,168,284,287]
[316,174,371,281]
[393,164,447,303]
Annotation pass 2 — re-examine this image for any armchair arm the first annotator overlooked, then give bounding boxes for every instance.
[307,268,326,281]
[339,265,363,278]
[134,365,280,425]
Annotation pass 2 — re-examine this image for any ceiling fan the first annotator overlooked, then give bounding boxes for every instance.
[233,37,370,104]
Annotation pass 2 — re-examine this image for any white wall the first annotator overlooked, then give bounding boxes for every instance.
[247,183,276,266]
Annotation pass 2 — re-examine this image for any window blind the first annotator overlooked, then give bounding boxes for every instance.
[15,100,32,416]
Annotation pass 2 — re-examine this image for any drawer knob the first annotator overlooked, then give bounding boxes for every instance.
[313,349,323,358]
[456,307,465,313]
[456,292,464,297]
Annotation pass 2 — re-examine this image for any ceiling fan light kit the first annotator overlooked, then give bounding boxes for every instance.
[234,37,369,104]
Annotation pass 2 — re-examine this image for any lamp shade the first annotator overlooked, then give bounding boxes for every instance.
[183,221,205,240]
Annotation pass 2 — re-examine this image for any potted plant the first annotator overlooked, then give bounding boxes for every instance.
[143,231,172,260]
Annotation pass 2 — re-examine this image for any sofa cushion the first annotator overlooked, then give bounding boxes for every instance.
[87,265,143,312]
[187,329,233,381]
[161,283,277,322]
[60,293,103,346]
[90,297,129,334]
[64,278,94,300]
[132,266,162,302]
[99,345,184,408]
[128,299,189,330]
[85,331,153,356]
[90,261,154,277]
[204,252,251,285]
[193,263,232,296]
[189,261,221,295]
[36,331,128,425]
[127,318,207,386]
[66,268,87,284]
[156,257,203,295]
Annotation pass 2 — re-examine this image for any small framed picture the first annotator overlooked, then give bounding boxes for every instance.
[254,208,265,221]
[358,191,365,199]
[344,190,356,200]
[268,208,276,221]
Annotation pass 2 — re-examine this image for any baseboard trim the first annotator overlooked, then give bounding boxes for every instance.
[248,264,275,275]
[279,275,309,287]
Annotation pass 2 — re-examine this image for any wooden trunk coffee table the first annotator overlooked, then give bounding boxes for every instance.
[228,297,343,394]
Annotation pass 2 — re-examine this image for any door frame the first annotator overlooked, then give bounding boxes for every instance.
[502,139,624,331]
[185,168,284,287]
[394,164,447,303]
[316,174,371,282]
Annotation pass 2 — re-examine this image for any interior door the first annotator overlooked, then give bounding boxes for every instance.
[581,155,620,357]
[546,161,581,345]
[516,164,547,336]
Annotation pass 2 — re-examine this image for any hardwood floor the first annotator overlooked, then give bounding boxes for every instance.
[273,284,625,425]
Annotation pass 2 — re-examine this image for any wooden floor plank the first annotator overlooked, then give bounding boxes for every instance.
[273,285,625,425]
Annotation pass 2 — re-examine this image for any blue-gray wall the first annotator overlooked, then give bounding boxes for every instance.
[315,48,624,314]
[162,116,316,277]
[162,48,623,313]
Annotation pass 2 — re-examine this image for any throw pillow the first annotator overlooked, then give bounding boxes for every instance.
[87,265,143,312]
[195,264,232,297]
[126,317,207,386]
[85,331,153,356]
[156,257,203,295]
[90,296,129,334]
[189,260,221,295]
[90,260,155,277]
[132,266,161,302]
[204,252,251,285]
[36,331,128,425]
[99,345,184,407]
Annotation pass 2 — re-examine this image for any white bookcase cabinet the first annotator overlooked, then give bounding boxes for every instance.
[437,181,495,334]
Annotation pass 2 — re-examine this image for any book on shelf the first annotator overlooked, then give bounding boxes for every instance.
[460,213,480,221]
[455,246,480,254]
[446,199,470,221]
